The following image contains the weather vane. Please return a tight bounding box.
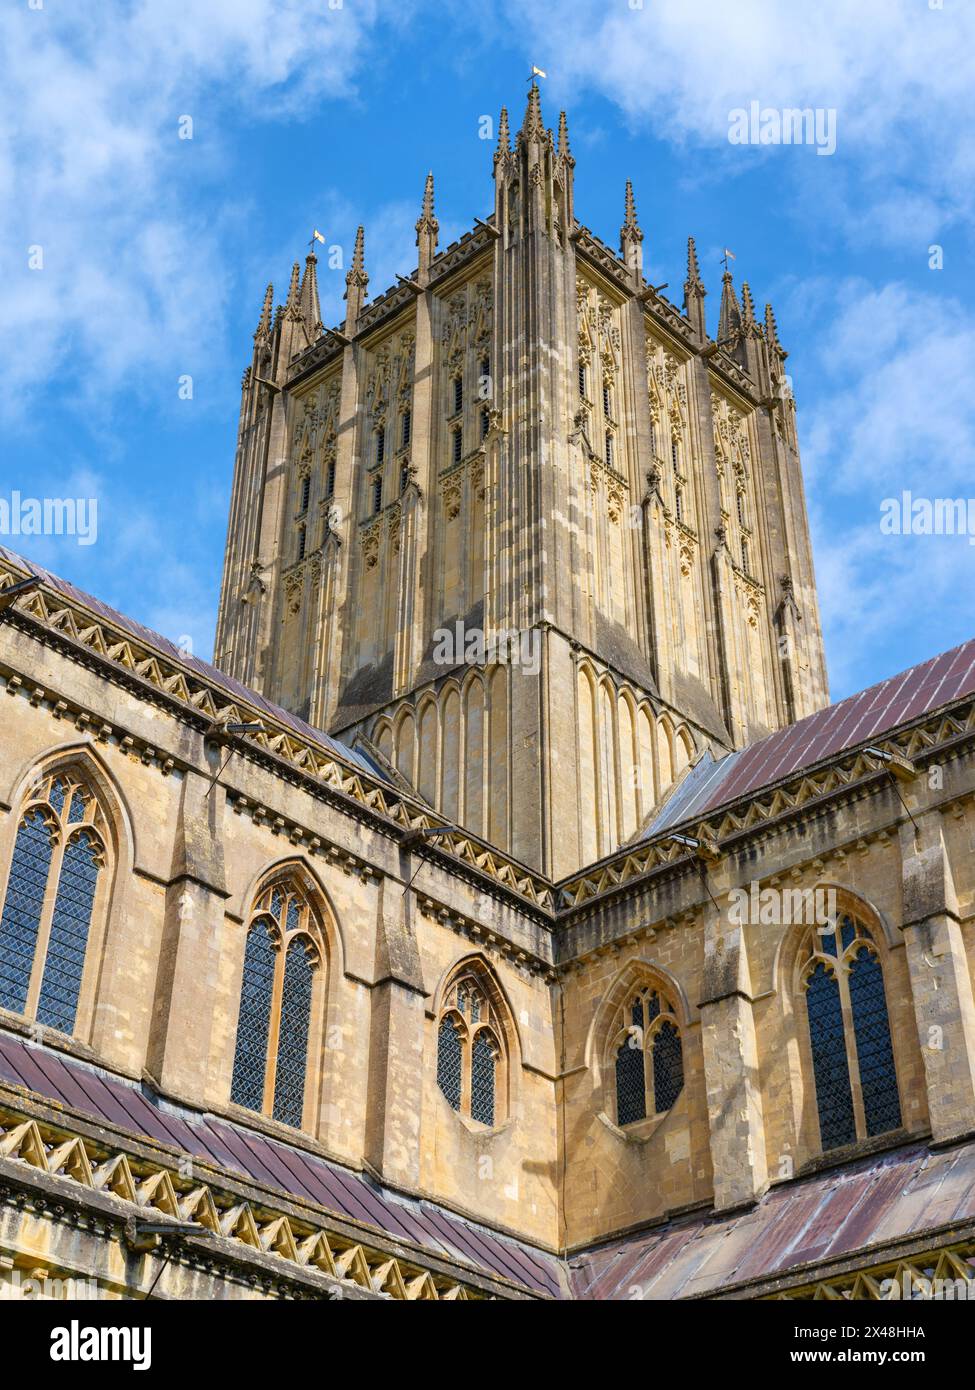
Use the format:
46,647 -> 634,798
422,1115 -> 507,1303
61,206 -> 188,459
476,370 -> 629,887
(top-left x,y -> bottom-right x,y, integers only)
308,229 -> 325,256
721,247 -> 736,271
527,65 -> 547,87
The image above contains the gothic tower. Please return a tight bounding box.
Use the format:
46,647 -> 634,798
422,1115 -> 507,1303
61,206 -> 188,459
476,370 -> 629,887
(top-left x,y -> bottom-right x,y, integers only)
215,89 -> 828,877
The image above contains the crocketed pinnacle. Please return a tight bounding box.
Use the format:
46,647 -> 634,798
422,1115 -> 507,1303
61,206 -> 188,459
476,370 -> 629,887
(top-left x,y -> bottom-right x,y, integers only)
740,281 -> 762,338
347,225 -> 368,289
685,236 -> 704,292
718,270 -> 742,344
283,261 -> 302,322
557,110 -> 573,164
299,254 -> 323,337
520,82 -> 546,143
621,179 -> 643,243
253,282 -> 273,341
416,170 -> 439,241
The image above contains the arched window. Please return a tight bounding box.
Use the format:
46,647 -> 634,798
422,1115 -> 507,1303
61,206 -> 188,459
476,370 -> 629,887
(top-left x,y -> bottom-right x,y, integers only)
0,771 -> 106,1036
230,878 -> 324,1129
612,985 -> 684,1126
436,972 -> 506,1127
800,914 -> 902,1152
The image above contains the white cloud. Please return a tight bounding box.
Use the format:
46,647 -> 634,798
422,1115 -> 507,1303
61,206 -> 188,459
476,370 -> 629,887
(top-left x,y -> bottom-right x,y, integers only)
502,0 -> 975,241
796,280 -> 975,694
0,0 -> 380,416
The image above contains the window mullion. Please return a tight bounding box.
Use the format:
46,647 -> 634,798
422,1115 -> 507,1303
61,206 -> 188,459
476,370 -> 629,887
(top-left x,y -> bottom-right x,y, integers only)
461,1028 -> 473,1117
839,965 -> 867,1139
264,941 -> 286,1115
643,1013 -> 654,1114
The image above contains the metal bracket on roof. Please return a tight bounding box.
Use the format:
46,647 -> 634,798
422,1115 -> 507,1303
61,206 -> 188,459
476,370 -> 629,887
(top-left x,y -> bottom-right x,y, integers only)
0,575 -> 42,614
864,746 -> 917,783
664,831 -> 722,864
203,718 -> 265,798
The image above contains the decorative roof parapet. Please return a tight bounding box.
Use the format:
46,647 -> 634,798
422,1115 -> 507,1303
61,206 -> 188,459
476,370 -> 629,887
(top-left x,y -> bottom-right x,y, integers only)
0,1093 -> 538,1300
0,557 -> 556,915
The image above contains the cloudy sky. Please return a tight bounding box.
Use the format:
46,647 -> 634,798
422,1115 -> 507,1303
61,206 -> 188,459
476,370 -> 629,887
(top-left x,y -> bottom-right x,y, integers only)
2,0 -> 972,699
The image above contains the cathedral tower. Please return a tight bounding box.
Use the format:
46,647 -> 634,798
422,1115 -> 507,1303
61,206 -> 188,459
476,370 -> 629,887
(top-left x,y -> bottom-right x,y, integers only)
215,89 -> 828,877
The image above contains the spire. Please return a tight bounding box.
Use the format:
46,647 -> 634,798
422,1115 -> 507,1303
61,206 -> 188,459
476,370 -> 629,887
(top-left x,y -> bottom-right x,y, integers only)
740,281 -> 761,338
519,82 -> 546,144
284,261 -> 302,321
557,110 -> 573,164
685,237 -> 704,293
418,170 -> 437,233
682,237 -> 706,341
344,225 -> 368,335
299,254 -> 323,339
495,105 -> 511,163
623,180 -> 639,232
717,270 -> 742,346
619,179 -> 644,284
349,224 -> 366,282
764,301 -> 783,354
253,282 -> 273,343
415,170 -> 439,281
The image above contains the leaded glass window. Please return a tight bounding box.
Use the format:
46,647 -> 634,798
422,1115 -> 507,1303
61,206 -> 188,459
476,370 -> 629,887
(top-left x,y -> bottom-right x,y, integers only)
0,771 -> 105,1036
272,939 -> 314,1127
229,878 -> 323,1130
470,1033 -> 496,1125
37,832 -> 100,1034
652,1021 -> 684,1114
0,811 -> 53,1015
612,985 -> 684,1126
230,919 -> 276,1113
848,948 -> 902,1137
436,972 -> 506,1126
615,1037 -> 646,1125
437,1017 -> 462,1110
801,914 -> 901,1153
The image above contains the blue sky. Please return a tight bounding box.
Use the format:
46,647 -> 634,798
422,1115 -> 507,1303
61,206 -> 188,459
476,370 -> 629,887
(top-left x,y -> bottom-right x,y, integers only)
2,0 -> 973,701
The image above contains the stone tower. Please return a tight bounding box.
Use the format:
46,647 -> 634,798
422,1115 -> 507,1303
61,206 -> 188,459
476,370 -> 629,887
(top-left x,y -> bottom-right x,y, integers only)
215,89 -> 828,878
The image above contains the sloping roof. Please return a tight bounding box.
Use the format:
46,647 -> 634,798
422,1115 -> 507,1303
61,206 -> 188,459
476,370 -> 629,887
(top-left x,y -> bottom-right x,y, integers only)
569,1137 -> 975,1299
641,637 -> 975,841
0,1033 -> 562,1298
0,546 -> 387,786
